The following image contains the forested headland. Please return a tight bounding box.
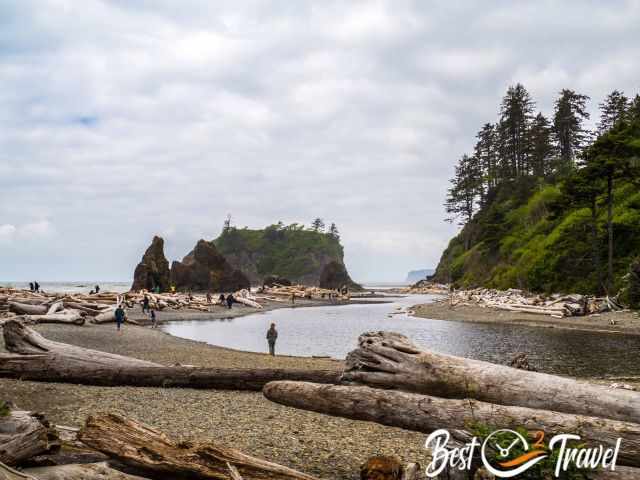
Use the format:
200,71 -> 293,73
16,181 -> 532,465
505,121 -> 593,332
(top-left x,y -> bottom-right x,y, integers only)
433,85 -> 640,305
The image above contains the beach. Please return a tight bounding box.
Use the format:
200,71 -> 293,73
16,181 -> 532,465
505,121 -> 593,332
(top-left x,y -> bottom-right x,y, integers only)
0,304 -> 425,479
411,297 -> 640,335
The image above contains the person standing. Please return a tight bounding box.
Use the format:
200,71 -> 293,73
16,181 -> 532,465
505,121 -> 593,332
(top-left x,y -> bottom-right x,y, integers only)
29,282 -> 34,292
142,295 -> 150,314
115,304 -> 126,333
266,323 -> 278,356
95,285 -> 100,294
206,292 -> 212,304
34,282 -> 40,293
150,309 -> 157,328
226,293 -> 234,309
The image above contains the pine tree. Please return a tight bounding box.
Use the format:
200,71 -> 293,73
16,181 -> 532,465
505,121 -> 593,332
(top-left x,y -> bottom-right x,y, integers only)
528,112 -> 555,178
445,154 -> 480,226
497,84 -> 535,179
552,89 -> 591,168
597,90 -> 630,134
311,218 -> 325,232
223,214 -> 232,233
328,223 -> 340,239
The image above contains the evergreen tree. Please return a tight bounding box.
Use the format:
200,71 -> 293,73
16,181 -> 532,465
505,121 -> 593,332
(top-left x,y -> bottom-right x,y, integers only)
552,89 -> 591,168
497,84 -> 535,179
473,123 -> 498,199
223,214 -> 233,233
328,223 -> 340,239
311,218 -> 325,232
445,154 -> 480,226
629,94 -> 640,122
597,90 -> 630,134
528,112 -> 555,178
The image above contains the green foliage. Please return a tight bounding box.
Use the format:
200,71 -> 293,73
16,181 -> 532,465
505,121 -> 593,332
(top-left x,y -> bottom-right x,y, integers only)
469,423 -> 591,480
0,401 -> 10,417
215,223 -> 345,280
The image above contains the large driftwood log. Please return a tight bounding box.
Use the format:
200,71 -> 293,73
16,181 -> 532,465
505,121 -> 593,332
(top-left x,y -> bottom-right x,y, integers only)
8,303 -> 47,316
0,408 -> 59,466
78,413 -> 319,480
343,331 -> 640,423
0,321 -> 340,390
19,313 -> 85,326
263,381 -> 640,467
24,462 -> 151,480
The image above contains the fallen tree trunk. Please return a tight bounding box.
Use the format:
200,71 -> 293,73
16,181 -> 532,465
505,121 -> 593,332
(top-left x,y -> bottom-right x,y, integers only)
263,382 -> 640,468
8,303 -> 47,315
78,413 -> 319,480
19,313 -> 85,326
24,462 -> 151,480
343,331 -> 640,423
0,408 -> 59,466
0,321 -> 340,390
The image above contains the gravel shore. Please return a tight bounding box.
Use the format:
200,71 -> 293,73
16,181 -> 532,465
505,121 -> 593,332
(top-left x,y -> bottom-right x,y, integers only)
411,297 -> 640,335
0,319 -> 426,479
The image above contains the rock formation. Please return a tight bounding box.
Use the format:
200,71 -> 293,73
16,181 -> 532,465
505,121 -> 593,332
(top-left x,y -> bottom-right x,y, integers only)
262,275 -> 292,287
170,240 -> 250,292
131,236 -> 171,292
319,261 -> 361,290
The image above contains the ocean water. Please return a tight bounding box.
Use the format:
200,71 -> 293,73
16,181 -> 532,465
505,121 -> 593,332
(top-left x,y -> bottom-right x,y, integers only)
0,281 -> 131,294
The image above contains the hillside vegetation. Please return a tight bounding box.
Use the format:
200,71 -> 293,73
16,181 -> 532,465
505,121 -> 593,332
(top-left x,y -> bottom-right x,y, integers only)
433,85 -> 640,302
214,222 -> 359,288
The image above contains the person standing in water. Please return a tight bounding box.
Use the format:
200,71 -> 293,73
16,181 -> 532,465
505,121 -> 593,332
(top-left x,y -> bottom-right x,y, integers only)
115,304 -> 126,333
266,323 -> 278,356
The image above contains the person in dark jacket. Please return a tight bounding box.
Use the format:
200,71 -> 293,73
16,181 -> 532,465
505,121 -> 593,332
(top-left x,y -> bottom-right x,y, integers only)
150,309 -> 157,328
226,294 -> 234,309
29,282 -> 34,292
34,282 -> 40,293
266,323 -> 278,355
115,305 -> 126,332
142,295 -> 150,314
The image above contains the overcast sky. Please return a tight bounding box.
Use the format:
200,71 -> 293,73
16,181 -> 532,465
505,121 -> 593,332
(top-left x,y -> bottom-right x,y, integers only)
1,1 -> 639,283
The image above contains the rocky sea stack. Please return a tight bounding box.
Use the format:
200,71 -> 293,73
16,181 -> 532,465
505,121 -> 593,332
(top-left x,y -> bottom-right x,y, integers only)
131,236 -> 171,292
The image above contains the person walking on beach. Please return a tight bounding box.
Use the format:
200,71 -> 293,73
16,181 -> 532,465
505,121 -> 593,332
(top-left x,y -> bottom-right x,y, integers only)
150,309 -> 157,328
218,293 -> 225,305
226,293 -> 234,309
266,323 -> 278,356
95,285 -> 100,294
115,305 -> 126,333
206,292 -> 212,304
29,282 -> 34,292
142,295 -> 150,314
34,282 -> 40,293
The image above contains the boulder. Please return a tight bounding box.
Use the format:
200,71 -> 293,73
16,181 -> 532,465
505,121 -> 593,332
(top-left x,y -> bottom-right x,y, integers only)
131,236 -> 171,292
170,240 -> 250,292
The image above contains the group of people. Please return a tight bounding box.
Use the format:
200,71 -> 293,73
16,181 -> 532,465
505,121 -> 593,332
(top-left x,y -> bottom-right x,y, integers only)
28,281 -> 40,293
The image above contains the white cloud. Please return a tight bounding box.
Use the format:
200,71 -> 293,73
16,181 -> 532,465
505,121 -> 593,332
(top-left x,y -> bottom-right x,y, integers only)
1,1 -> 639,281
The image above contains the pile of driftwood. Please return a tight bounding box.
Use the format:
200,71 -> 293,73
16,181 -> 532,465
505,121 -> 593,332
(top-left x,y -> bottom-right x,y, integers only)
395,280 -> 449,295
258,284 -> 348,301
450,287 -> 624,317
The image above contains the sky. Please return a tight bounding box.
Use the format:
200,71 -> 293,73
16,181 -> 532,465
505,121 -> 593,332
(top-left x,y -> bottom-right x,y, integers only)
1,1 -> 639,283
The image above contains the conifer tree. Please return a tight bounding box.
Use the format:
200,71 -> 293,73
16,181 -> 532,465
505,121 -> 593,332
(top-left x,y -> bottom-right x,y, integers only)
629,94 -> 640,122
528,112 -> 555,178
597,90 -> 630,134
473,123 -> 498,197
311,218 -> 325,232
497,84 -> 535,179
328,223 -> 340,239
445,154 -> 480,225
552,89 -> 590,168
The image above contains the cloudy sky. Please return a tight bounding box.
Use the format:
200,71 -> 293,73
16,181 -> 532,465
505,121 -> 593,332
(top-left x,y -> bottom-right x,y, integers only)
1,1 -> 639,283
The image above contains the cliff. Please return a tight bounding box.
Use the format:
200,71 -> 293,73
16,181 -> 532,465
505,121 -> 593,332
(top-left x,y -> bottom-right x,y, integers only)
131,236 -> 171,292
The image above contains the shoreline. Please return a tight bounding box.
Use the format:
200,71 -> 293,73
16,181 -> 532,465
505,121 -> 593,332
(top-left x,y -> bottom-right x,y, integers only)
410,297 -> 640,335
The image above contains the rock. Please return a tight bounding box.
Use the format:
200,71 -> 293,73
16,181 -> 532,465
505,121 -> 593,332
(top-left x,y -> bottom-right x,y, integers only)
360,456 -> 402,480
131,236 -> 171,292
170,240 -> 250,292
262,275 -> 292,287
319,261 -> 361,291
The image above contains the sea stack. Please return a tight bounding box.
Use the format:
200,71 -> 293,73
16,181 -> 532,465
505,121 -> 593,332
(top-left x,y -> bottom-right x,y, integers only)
131,236 -> 171,292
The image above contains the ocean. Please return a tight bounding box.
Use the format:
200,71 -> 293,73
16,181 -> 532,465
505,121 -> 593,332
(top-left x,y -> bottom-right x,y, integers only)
0,281 -> 131,294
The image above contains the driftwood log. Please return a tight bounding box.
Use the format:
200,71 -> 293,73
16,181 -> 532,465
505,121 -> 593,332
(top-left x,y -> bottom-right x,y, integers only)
78,413 -> 319,480
263,381 -> 640,467
23,462 -> 151,480
18,313 -> 85,326
343,331 -> 640,423
0,408 -> 59,466
0,321 -> 340,390
8,303 -> 47,316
